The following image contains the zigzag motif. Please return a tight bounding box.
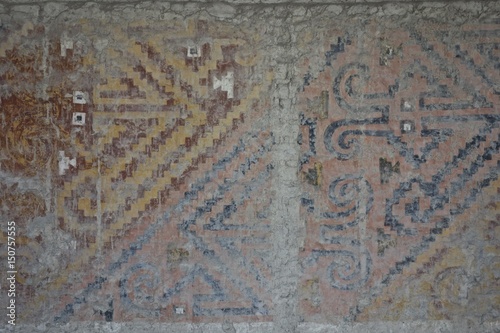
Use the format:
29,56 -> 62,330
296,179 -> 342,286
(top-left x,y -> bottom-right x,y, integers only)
40,31 -> 267,323
298,23 -> 500,321
55,133 -> 274,323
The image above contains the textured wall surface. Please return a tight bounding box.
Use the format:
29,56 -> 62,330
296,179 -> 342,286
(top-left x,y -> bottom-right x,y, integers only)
0,1 -> 499,332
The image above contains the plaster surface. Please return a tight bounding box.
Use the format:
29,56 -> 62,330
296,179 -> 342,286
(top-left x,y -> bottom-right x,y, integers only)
0,1 -> 499,332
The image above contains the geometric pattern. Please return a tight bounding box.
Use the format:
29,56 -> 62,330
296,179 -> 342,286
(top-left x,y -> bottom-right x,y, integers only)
1,14 -> 499,327
1,19 -> 274,323
359,176 -> 500,322
53,20 -> 273,322
298,22 -> 500,321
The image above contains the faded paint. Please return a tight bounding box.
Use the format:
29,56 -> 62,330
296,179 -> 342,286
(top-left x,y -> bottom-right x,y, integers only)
0,1 -> 499,333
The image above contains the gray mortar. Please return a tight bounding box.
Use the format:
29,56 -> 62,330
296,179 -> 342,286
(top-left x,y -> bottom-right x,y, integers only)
269,23 -> 302,333
1,1 -> 500,332
2,321 -> 500,332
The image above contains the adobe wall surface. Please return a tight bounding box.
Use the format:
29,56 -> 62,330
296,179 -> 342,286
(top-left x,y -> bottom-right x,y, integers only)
0,1 -> 499,332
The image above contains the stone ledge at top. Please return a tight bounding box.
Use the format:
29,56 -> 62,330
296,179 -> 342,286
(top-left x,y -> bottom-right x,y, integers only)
0,0 -> 493,4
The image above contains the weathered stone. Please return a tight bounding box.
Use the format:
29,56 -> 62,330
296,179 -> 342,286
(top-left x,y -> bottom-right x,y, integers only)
0,1 -> 499,332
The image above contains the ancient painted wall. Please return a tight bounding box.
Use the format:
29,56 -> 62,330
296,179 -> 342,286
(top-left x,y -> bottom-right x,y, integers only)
0,1 -> 499,332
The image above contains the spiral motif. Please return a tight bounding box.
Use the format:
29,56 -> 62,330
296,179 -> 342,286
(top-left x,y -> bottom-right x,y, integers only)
120,263 -> 162,315
324,63 -> 391,160
327,249 -> 371,291
329,176 -> 360,208
322,175 -> 373,230
434,267 -> 469,306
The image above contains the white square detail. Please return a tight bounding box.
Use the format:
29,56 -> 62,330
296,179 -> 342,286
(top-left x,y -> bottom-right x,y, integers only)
187,46 -> 201,58
72,112 -> 86,126
73,91 -> 88,104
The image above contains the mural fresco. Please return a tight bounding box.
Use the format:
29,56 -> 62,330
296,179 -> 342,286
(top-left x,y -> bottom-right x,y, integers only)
0,14 -> 498,326
298,22 -> 500,321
